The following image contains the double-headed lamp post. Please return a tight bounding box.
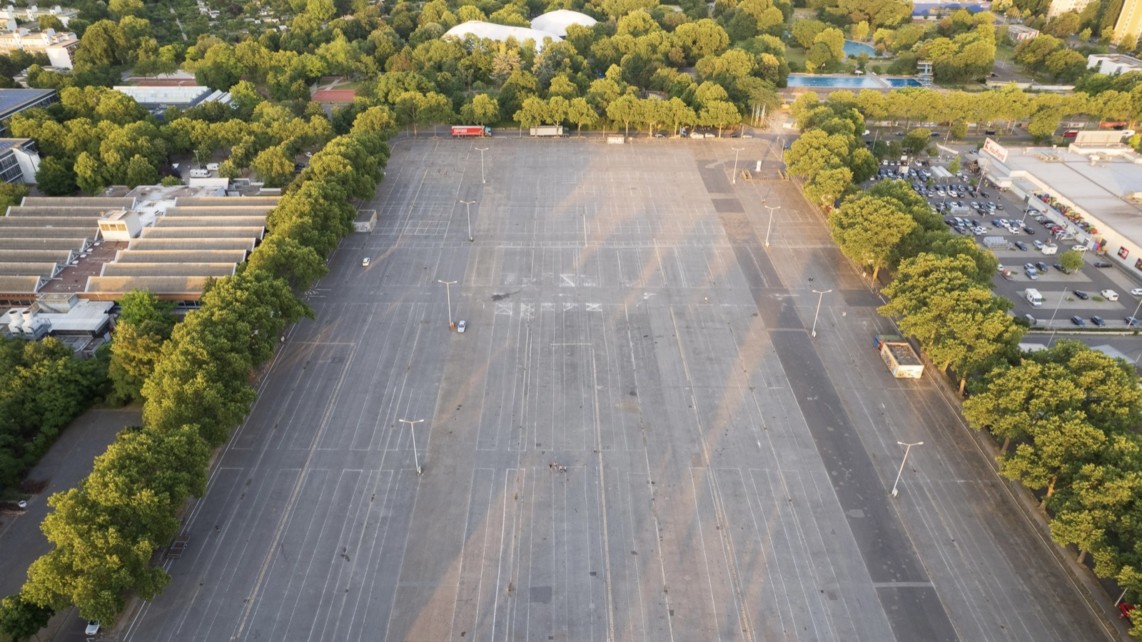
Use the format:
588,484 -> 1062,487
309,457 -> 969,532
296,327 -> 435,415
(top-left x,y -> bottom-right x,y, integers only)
811,289 -> 832,338
459,200 -> 475,242
764,204 -> 780,248
475,146 -> 488,184
891,441 -> 924,498
731,147 -> 744,184
437,279 -> 456,329
398,418 -> 424,474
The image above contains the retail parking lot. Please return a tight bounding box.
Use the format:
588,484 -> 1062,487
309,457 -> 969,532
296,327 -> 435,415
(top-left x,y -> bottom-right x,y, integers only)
871,160 -> 1142,338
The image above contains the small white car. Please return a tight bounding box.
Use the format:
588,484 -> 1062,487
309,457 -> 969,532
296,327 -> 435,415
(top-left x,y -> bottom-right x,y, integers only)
1131,288 -> 1142,297
361,257 -> 370,267
456,320 -> 467,333
85,620 -> 101,636
1101,289 -> 1119,301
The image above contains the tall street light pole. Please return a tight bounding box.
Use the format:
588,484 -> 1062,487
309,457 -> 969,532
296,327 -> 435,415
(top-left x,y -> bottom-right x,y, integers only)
437,279 -> 456,329
764,204 -> 780,248
731,147 -> 744,184
398,418 -> 424,474
811,289 -> 832,338
475,146 -> 488,184
460,200 -> 475,242
891,441 -> 924,498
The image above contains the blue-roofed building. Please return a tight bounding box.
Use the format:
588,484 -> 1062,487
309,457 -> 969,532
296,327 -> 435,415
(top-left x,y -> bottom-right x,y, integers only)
0,88 -> 56,134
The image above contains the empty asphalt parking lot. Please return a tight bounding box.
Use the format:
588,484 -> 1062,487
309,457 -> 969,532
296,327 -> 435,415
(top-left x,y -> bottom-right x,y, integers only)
125,137 -> 1110,641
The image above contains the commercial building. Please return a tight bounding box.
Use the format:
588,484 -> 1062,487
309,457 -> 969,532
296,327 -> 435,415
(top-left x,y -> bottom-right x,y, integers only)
1112,0 -> 1142,45
1087,52 -> 1142,75
977,133 -> 1142,274
0,28 -> 77,68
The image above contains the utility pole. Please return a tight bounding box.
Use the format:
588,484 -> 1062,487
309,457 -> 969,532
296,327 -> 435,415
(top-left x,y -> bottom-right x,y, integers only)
731,147 -> 744,184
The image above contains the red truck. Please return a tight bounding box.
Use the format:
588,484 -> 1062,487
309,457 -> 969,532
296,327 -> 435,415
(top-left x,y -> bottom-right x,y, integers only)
451,125 -> 491,138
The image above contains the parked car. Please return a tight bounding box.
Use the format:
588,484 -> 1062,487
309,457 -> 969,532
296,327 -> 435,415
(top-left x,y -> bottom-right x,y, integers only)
457,319 -> 467,333
1073,290 -> 1090,300
361,257 -> 370,267
1013,241 -> 1028,251
1091,316 -> 1106,327
1025,267 -> 1039,279
1053,262 -> 1070,274
1071,316 -> 1086,326
1126,316 -> 1141,327
1131,288 -> 1142,297
85,621 -> 101,636
1036,261 -> 1049,273
1094,261 -> 1113,268
1032,240 -> 1045,249
1101,289 -> 1120,301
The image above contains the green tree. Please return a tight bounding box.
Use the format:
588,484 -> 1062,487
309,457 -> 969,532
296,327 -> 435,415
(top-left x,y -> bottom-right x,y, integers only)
606,94 -> 641,135
463,94 -> 499,125
1059,249 -> 1085,273
74,151 -> 105,195
567,97 -> 598,135
699,100 -> 741,136
0,182 -> 27,213
251,145 -> 295,187
0,592 -> 54,640
829,193 -> 917,280
34,157 -> 75,196
108,291 -> 175,405
124,154 -> 158,188
948,155 -> 962,174
902,128 -> 932,154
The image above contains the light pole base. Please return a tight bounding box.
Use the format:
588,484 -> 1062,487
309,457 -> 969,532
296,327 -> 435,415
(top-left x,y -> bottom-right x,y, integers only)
891,488 -> 899,498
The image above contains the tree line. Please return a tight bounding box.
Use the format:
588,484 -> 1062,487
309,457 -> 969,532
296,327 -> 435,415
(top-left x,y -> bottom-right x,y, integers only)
0,107 -> 393,637
791,92 -> 1142,638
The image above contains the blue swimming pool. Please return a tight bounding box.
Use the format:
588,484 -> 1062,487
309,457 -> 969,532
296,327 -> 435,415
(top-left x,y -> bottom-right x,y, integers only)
843,40 -> 879,57
885,77 -> 923,87
787,75 -> 885,89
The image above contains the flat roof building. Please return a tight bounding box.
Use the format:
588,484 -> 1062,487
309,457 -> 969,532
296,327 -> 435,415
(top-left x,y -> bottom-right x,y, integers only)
979,139 -> 1142,273
1087,53 -> 1142,75
112,85 -> 232,110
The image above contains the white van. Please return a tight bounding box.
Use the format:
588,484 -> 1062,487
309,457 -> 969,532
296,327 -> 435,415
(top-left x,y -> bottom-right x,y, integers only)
189,168 -> 210,178
1026,288 -> 1044,307
1040,244 -> 1058,255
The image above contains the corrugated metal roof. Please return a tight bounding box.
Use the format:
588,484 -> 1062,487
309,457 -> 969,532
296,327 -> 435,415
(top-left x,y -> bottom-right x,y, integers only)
156,216 -> 266,227
100,262 -> 237,277
0,274 -> 44,294
126,238 -> 255,251
85,275 -> 210,297
21,196 -> 136,208
0,228 -> 94,240
175,197 -> 280,207
163,207 -> 273,217
0,237 -> 87,250
141,227 -> 265,239
0,249 -> 74,264
0,262 -> 57,277
0,216 -> 101,228
113,249 -> 247,263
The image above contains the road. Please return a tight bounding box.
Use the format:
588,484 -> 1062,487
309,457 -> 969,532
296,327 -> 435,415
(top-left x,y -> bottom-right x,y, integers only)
123,137 -> 1112,641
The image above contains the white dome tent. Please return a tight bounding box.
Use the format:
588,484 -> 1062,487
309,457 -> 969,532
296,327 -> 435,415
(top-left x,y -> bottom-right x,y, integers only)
443,21 -> 563,50
530,10 -> 597,37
